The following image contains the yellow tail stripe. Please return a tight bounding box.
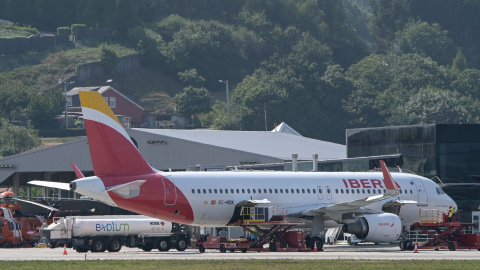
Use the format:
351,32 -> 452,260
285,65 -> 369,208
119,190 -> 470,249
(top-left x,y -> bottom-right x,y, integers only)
79,91 -> 121,125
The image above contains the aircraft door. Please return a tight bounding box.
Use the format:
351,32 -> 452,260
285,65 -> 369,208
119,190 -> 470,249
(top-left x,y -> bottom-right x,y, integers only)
326,186 -> 332,200
412,179 -> 428,206
161,177 -> 177,206
317,186 -> 324,200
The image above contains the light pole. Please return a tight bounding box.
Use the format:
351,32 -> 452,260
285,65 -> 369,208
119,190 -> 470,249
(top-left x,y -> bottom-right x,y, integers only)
218,79 -> 229,112
59,79 -> 75,129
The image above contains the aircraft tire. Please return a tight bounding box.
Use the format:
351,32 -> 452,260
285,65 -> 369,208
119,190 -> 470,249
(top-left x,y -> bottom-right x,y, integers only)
403,240 -> 414,251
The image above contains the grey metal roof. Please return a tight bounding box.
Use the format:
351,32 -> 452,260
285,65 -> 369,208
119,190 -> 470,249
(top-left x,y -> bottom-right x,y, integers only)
134,128 -> 346,161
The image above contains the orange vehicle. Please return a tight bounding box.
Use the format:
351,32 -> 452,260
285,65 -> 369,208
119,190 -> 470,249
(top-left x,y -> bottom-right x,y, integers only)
0,191 -> 58,247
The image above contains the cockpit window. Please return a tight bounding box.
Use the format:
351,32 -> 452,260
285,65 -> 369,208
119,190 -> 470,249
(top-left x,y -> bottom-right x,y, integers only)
436,187 -> 445,195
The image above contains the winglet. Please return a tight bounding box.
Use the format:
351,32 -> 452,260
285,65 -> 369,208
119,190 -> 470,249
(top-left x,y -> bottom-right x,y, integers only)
380,160 -> 399,196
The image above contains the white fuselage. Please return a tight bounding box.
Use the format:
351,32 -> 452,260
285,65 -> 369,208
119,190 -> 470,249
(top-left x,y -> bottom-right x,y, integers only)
163,170 -> 455,227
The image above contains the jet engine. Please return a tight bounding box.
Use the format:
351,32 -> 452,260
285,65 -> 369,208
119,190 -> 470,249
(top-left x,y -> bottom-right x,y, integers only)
342,213 -> 402,243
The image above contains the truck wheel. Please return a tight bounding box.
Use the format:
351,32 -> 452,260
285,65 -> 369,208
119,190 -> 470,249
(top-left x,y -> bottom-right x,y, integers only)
142,243 -> 153,252
219,244 -> 226,253
158,239 -> 171,252
90,238 -> 106,253
199,244 -> 205,253
175,238 -> 188,251
107,238 -> 122,252
75,245 -> 89,253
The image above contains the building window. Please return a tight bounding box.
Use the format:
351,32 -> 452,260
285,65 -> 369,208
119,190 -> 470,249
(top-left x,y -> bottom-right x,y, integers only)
109,97 -> 116,108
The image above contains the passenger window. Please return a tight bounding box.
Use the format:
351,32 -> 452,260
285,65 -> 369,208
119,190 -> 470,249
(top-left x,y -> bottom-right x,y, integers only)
399,189 -> 402,194
264,189 -> 267,193
219,189 -> 223,194
192,189 -> 195,194
296,189 -> 300,193
203,189 -> 206,194
269,189 -> 273,193
253,189 -> 256,193
214,189 -> 217,194
312,189 -> 316,194
367,189 -> 370,194
372,189 -> 376,194
275,189 -> 278,194
362,189 -> 365,194
247,189 -> 250,193
291,189 -> 294,193
410,189 -> 413,194
307,189 -> 310,194
346,189 -> 349,194
258,189 -> 261,193
302,189 -> 305,193
280,189 -> 283,193
209,189 -> 212,194
242,189 -> 245,193
335,189 -> 339,194
225,189 -> 228,194
231,189 -> 234,193
285,189 -> 289,193
236,189 -> 239,193
197,189 -> 201,194
341,189 -> 344,194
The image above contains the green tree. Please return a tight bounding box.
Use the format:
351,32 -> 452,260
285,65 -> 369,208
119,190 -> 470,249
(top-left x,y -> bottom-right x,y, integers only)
100,45 -> 118,75
0,120 -> 41,157
395,86 -> 472,125
344,53 -> 448,127
393,19 -> 455,66
173,86 -> 211,118
25,88 -> 64,128
451,48 -> 467,74
0,82 -> 31,122
178,69 -> 206,88
451,69 -> 480,99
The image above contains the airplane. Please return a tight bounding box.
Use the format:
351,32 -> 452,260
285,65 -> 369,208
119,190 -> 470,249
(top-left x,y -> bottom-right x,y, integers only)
30,91 -> 457,251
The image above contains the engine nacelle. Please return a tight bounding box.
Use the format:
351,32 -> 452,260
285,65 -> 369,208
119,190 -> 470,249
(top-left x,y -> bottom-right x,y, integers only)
342,213 -> 402,243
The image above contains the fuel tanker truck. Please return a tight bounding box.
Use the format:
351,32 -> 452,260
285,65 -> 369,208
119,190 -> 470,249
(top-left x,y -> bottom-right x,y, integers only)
40,215 -> 190,253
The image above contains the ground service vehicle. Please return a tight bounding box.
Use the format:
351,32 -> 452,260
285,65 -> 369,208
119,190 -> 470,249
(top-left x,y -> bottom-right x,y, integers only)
0,191 -> 57,247
40,215 -> 190,253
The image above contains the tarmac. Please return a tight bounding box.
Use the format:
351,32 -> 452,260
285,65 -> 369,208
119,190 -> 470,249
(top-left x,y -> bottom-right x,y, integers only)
2,242 -> 480,261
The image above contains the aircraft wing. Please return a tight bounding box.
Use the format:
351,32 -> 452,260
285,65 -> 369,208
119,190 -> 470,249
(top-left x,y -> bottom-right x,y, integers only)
289,160 -> 401,218
28,180 -> 71,190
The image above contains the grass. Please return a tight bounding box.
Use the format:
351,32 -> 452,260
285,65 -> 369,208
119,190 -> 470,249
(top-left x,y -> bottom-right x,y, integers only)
2,260 -> 479,270
0,25 -> 38,38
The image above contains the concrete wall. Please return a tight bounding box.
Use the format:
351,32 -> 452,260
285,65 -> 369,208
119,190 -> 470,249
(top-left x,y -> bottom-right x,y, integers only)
76,54 -> 141,82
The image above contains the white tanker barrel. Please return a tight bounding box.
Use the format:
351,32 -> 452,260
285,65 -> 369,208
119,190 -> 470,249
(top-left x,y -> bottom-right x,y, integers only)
71,216 -> 173,237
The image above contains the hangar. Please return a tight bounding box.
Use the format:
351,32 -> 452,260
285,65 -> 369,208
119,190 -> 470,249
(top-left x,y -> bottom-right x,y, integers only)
0,124 -> 346,208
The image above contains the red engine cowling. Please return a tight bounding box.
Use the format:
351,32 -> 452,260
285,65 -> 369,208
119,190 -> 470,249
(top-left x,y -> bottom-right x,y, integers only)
342,213 -> 402,243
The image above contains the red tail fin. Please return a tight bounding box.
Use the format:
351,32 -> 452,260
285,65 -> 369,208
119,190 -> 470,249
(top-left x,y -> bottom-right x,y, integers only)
79,91 -> 154,176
